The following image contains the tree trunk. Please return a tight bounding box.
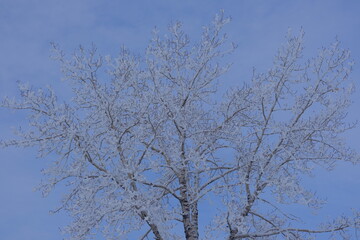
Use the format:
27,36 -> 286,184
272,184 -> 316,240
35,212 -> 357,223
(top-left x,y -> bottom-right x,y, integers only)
179,172 -> 199,240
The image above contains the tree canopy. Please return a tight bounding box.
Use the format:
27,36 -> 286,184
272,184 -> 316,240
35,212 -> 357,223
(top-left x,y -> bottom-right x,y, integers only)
1,12 -> 359,240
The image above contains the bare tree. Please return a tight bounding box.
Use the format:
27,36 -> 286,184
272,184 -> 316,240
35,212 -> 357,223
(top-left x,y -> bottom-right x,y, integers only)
1,12 -> 359,240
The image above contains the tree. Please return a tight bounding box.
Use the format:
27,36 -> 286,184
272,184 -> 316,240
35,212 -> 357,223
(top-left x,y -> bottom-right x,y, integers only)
1,12 -> 359,240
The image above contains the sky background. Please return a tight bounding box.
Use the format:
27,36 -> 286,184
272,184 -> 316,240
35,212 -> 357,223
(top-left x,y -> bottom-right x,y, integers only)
1,0 -> 360,239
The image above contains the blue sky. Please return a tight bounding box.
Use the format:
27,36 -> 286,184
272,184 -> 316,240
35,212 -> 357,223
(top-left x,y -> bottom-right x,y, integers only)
1,0 -> 360,239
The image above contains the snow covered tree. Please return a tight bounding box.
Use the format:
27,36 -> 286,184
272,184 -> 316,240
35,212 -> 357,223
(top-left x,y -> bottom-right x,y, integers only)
1,12 -> 359,240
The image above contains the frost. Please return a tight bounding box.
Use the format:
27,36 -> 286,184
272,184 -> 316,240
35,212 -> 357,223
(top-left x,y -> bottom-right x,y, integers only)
1,11 -> 359,240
